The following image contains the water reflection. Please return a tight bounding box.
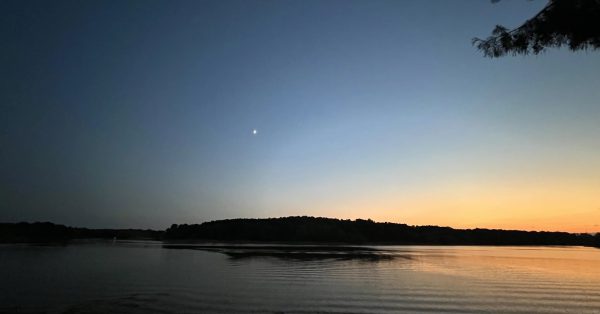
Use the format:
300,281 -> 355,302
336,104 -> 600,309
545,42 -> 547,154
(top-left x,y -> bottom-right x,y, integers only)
162,244 -> 402,261
1,243 -> 599,313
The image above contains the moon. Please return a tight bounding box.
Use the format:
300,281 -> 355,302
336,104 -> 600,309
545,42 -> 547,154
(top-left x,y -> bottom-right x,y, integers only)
252,129 -> 258,135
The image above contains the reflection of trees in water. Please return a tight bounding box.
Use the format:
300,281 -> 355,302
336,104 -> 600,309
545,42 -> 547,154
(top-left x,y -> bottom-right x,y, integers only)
163,244 -> 404,262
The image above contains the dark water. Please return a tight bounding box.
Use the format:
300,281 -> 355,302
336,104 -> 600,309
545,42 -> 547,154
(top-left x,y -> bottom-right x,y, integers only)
1,242 -> 599,313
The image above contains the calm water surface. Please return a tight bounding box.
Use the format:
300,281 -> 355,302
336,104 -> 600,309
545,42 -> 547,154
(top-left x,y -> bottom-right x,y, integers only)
1,242 -> 599,313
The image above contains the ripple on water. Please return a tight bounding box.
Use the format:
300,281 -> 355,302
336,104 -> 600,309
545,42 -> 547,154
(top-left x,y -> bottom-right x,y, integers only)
1,244 -> 600,314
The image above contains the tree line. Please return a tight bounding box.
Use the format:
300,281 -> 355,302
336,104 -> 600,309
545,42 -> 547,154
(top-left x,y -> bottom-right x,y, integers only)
2,218 -> 599,247
0,222 -> 162,243
165,216 -> 600,247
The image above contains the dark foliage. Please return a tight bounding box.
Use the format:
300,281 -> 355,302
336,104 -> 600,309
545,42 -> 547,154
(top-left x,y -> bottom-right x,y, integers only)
474,0 -> 600,57
165,216 -> 599,247
0,222 -> 163,243
3,219 -> 598,247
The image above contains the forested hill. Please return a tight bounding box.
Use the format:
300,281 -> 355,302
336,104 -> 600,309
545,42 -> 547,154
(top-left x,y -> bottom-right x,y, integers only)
2,218 -> 599,247
165,216 -> 600,247
0,222 -> 163,243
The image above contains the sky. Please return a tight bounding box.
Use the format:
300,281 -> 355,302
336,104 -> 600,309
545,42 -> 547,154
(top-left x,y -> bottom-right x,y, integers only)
1,0 -> 599,232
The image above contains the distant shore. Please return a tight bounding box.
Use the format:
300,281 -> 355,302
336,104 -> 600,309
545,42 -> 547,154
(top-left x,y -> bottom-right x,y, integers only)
2,217 -> 599,248
0,222 -> 162,243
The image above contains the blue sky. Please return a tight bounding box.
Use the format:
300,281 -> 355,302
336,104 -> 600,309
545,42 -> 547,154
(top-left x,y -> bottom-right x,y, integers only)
2,0 -> 599,230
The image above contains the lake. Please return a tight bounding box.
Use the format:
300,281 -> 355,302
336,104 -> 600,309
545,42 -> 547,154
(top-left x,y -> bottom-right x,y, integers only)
1,242 -> 599,313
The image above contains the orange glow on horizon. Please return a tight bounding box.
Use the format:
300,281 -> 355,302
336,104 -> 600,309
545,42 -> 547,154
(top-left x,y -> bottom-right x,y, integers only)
272,179 -> 600,234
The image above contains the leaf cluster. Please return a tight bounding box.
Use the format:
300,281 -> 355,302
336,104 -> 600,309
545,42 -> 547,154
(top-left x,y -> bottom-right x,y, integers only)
474,0 -> 600,57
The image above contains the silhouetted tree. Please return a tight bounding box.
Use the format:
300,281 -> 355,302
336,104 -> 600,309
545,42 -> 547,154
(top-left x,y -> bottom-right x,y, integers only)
0,222 -> 163,243
474,0 -> 600,57
3,220 -> 597,247
163,216 -> 598,247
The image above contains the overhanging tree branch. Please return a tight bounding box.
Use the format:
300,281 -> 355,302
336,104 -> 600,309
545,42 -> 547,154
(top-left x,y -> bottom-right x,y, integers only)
473,0 -> 600,57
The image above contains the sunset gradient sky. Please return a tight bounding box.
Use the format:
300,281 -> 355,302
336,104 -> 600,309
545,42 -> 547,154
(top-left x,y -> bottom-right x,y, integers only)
2,0 -> 599,232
